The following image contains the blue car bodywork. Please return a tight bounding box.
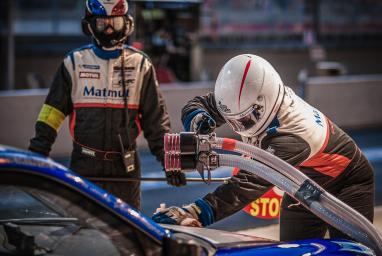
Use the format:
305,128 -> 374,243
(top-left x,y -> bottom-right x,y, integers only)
0,146 -> 375,256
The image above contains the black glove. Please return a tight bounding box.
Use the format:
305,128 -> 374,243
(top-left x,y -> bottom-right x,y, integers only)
165,170 -> 187,187
190,112 -> 216,134
28,145 -> 49,157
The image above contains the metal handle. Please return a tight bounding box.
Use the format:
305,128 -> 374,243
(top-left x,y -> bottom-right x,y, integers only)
86,176 -> 229,184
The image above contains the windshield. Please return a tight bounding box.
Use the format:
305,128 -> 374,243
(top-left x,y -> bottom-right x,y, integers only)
0,172 -> 162,255
0,186 -> 63,220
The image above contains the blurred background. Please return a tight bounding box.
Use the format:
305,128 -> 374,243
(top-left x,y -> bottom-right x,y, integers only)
1,0 -> 382,234
2,0 -> 382,89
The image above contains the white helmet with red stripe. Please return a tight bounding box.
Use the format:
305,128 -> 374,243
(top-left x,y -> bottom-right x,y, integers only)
214,54 -> 285,137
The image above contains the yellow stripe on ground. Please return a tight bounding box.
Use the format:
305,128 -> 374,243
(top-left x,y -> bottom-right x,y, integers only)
37,104 -> 65,131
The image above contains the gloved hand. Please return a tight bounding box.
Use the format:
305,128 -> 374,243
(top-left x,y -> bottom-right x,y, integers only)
190,112 -> 216,134
165,170 -> 187,187
152,199 -> 215,227
28,145 -> 49,157
152,203 -> 202,227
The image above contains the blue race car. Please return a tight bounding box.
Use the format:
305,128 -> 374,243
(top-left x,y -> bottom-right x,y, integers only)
0,145 -> 375,255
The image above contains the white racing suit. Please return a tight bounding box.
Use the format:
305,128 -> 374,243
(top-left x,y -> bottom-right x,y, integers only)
182,87 -> 374,241
29,44 -> 171,209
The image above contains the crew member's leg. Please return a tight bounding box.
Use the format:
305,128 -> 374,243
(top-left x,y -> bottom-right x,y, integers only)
280,194 -> 327,241
99,159 -> 142,210
328,158 -> 374,238
99,177 -> 141,210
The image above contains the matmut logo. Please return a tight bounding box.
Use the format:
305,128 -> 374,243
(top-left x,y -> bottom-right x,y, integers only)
83,86 -> 128,98
79,72 -> 100,79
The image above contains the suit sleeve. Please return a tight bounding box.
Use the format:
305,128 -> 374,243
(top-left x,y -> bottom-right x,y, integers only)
203,133 -> 311,222
181,92 -> 226,131
139,62 -> 171,166
29,62 -> 73,156
203,169 -> 273,222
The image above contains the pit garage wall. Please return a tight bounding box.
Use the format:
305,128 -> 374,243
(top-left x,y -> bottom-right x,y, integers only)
304,74 -> 382,129
0,76 -> 382,157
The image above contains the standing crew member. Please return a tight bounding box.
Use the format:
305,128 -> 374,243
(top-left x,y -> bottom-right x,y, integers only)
153,54 -> 374,241
29,0 -> 186,210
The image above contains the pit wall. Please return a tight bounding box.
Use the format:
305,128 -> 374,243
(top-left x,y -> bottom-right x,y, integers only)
1,76 -> 381,157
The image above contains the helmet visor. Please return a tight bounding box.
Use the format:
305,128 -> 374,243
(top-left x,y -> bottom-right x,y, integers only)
226,104 -> 264,133
95,16 -> 125,32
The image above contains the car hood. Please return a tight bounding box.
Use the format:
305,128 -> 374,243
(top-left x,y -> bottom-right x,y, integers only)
162,224 -> 375,255
161,224 -> 275,247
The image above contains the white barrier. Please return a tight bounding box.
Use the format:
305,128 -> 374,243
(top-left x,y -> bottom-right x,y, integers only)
1,75 -> 381,157
304,74 -> 382,129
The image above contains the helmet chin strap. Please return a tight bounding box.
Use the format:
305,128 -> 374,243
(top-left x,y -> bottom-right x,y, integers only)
87,23 -> 128,50
108,36 -> 128,49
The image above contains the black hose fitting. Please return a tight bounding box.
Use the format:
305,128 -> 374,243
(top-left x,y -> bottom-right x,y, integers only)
164,132 -> 198,171
164,132 -> 219,184
295,180 -> 323,206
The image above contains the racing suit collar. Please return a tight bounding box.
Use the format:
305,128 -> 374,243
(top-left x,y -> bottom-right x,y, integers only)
265,117 -> 280,135
92,44 -> 122,60
240,116 -> 280,146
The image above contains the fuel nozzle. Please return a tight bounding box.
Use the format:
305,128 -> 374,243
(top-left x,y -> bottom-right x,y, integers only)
164,132 -> 219,183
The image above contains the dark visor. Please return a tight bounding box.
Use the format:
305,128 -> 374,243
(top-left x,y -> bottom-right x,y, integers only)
226,105 -> 263,133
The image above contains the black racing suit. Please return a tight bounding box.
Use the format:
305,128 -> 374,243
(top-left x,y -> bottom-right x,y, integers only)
29,44 -> 171,210
182,87 -> 374,241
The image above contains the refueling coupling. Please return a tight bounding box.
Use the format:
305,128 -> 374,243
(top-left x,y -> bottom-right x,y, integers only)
164,132 -> 219,183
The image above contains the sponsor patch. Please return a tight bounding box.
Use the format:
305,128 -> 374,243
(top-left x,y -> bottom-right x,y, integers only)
79,72 -> 100,79
114,66 -> 135,71
83,86 -> 128,98
80,64 -> 100,70
81,147 -> 96,157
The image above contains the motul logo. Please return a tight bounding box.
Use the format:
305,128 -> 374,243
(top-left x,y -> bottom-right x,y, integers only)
79,72 -> 100,79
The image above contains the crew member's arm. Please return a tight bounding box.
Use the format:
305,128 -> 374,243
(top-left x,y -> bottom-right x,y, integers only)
153,133 -> 311,226
139,60 -> 171,164
139,61 -> 185,186
29,61 -> 73,156
181,92 -> 225,133
202,133 -> 311,223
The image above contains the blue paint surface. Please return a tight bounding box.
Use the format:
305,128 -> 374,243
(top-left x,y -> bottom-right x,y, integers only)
216,239 -> 374,255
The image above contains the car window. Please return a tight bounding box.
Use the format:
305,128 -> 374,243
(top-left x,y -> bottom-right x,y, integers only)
0,170 -> 161,256
0,185 -> 62,220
